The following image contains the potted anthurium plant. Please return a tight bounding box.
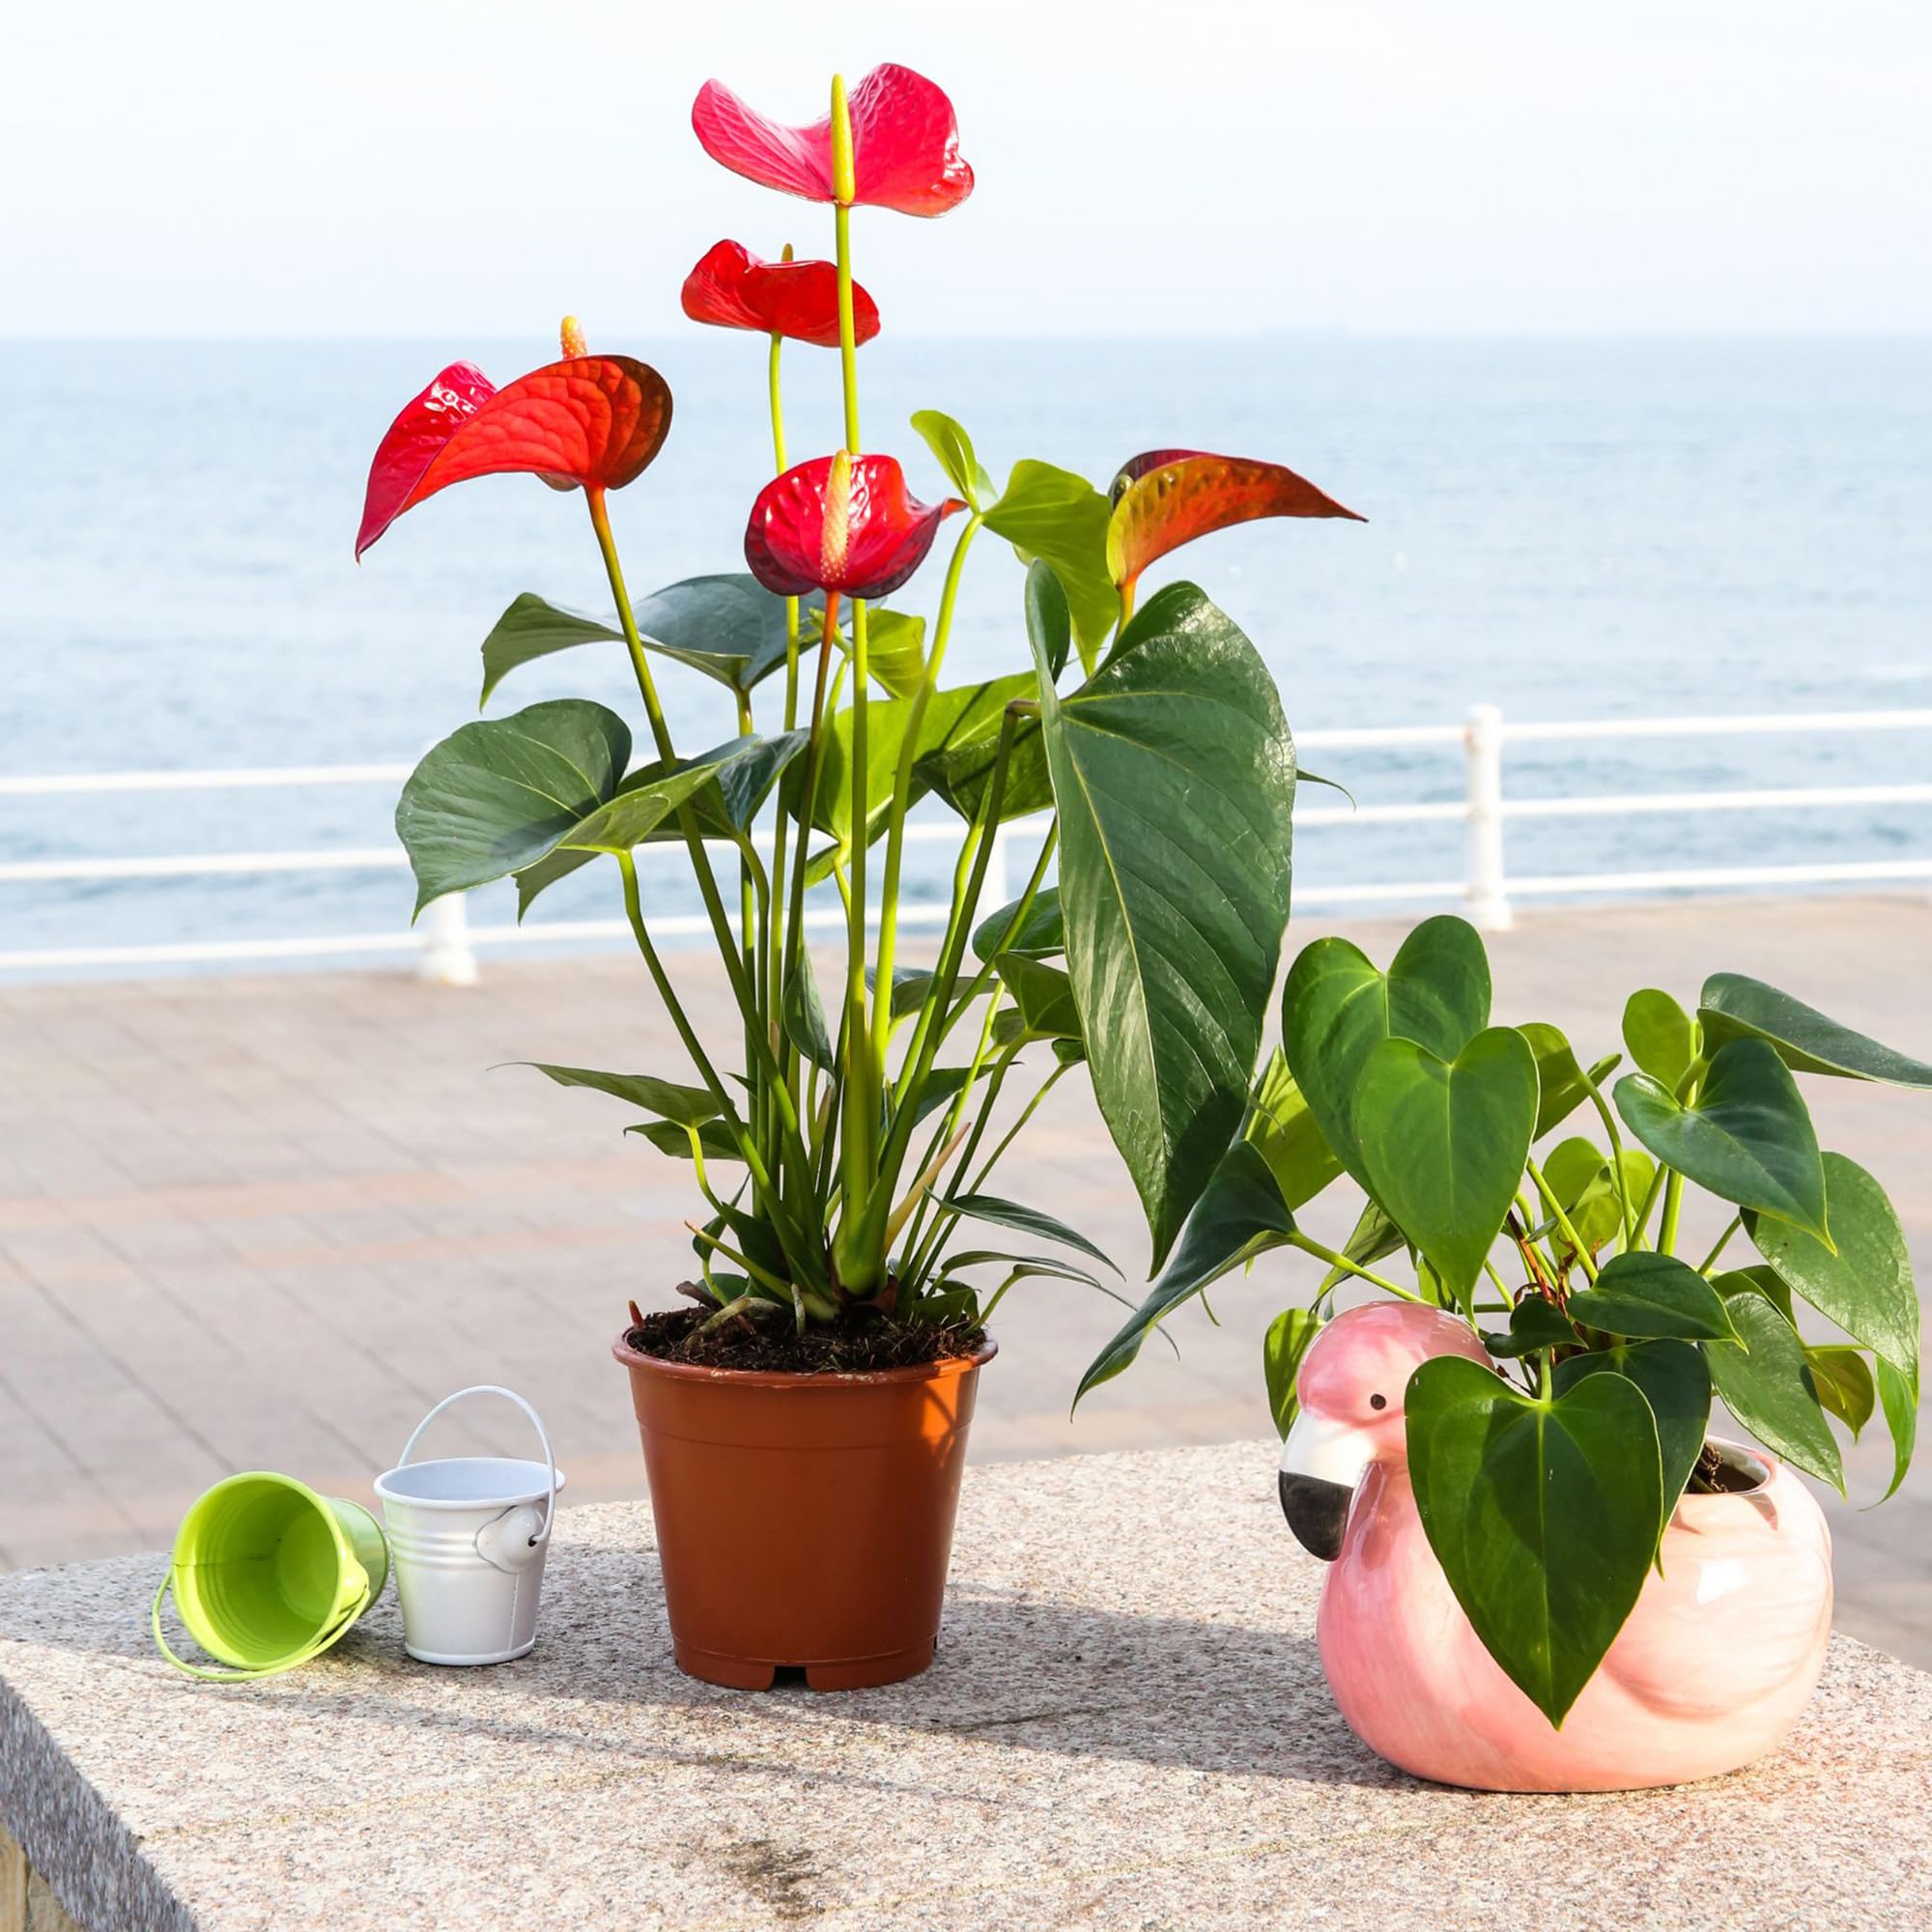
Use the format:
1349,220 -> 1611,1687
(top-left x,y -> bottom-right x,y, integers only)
1081,912 -> 1926,1789
355,63 -> 1362,1689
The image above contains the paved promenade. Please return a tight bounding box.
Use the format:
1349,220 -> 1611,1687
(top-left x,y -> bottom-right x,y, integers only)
2,894 -> 1927,1662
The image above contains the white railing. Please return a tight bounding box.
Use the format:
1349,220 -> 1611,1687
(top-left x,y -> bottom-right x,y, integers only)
4,705 -> 1929,982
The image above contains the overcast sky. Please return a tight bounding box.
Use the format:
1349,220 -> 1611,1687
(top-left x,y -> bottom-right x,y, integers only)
6,0 -> 1930,338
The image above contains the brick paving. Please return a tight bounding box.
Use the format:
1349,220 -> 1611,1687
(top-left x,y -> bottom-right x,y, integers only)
1,894 -> 1927,1662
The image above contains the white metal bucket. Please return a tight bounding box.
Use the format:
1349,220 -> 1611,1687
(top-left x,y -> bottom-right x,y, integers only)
373,1385 -> 564,1666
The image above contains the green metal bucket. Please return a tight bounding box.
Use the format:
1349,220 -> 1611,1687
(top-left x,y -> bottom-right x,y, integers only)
153,1472 -> 389,1681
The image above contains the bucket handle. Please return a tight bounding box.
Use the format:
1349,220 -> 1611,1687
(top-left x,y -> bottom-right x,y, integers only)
151,1571 -> 371,1683
397,1385 -> 558,1554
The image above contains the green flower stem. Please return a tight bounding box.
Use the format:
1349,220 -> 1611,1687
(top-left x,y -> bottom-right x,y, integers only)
899,988 -> 1009,1275
587,492 -> 808,1184
765,311 -> 801,1122
904,1038 -> 1025,1289
839,599 -> 878,1240
1286,1231 -> 1424,1303
1527,1157 -> 1601,1283
616,854 -> 817,1278
1576,1064 -> 1634,1243
1658,1067 -> 1703,1255
870,514 -> 983,1071
843,708 -> 1021,1279
1696,1212 -> 1743,1276
833,203 -> 861,453
1631,1163 -> 1669,1246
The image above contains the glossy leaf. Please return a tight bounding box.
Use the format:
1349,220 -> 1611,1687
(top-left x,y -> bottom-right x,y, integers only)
691,64 -> 974,215
357,356 -> 670,557
1521,1023 -> 1610,1140
981,461 -> 1119,664
783,954 -> 835,1072
1075,1142 -> 1295,1401
1105,449 -> 1364,592
396,700 -> 629,914
991,955 -> 1082,1045
1806,1346 -> 1876,1439
1282,915 -> 1492,1195
1541,1135 -> 1653,1260
1406,1355 -> 1662,1725
746,453 -> 960,600
1746,1151 -> 1918,1384
1567,1250 -> 1741,1343
914,702 -> 1052,826
932,1193 -> 1118,1273
941,1249 -> 1105,1292
477,595 -> 620,706
1623,988 -> 1699,1090
636,574 -> 825,694
863,611 -> 927,699
1023,558 -> 1073,683
1614,1037 -> 1830,1241
1037,582 -> 1295,1267
1707,1276 -> 1845,1491
1243,1048 -> 1345,1212
1483,1295 -> 1577,1358
1351,1028 -> 1539,1308
1318,1197 -> 1405,1294
627,1119 -> 745,1163
681,240 -> 879,348
972,886 -> 1064,963
554,736 -> 779,857
526,1063 -> 719,1126
1874,1356 -> 1918,1502
1698,972 -> 1932,1088
514,731 -> 806,915
910,409 -> 994,508
1264,1306 -> 1323,1437
1553,1339 -> 1712,1539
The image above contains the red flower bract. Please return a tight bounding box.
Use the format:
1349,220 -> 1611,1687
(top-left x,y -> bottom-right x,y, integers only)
1106,449 -> 1365,590
355,355 -> 672,558
692,64 -> 973,216
745,453 -> 961,600
682,241 -> 880,349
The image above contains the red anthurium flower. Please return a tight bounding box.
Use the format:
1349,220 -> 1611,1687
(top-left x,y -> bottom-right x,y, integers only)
692,64 -> 973,216
682,241 -> 880,349
746,451 -> 962,600
1106,449 -> 1365,591
356,353 -> 672,558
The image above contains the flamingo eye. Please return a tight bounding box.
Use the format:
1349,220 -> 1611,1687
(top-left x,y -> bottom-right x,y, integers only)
1369,1392 -> 1388,1411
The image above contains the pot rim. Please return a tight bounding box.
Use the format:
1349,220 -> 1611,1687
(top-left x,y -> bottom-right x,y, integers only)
612,1327 -> 997,1388
1674,1435 -> 1775,1515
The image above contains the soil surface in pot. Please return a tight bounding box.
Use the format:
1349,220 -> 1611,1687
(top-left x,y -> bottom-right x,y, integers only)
1690,1441 -> 1768,1494
626,1304 -> 987,1374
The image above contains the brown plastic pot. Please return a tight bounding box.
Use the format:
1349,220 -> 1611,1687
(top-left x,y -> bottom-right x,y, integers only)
613,1328 -> 996,1690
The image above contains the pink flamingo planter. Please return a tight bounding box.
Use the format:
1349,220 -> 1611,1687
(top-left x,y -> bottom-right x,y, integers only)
1278,1303 -> 1833,1792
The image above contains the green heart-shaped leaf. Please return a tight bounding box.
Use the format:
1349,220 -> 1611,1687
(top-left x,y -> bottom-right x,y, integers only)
1874,1357 -> 1918,1502
1614,1037 -> 1830,1241
1622,988 -> 1698,1090
1038,583 -> 1295,1268
1806,1346 -> 1875,1439
1746,1151 -> 1918,1386
1706,1276 -> 1845,1492
1407,1355 -> 1662,1725
1351,1027 -> 1538,1306
1482,1296 -> 1577,1358
782,954 -> 834,1072
991,955 -> 1083,1049
1567,1250 -> 1741,1343
1023,557 -> 1072,683
1075,1142 -> 1295,1402
1553,1339 -> 1711,1542
910,408 -> 995,510
396,699 -> 630,913
1699,973 -> 1932,1088
1283,916 -> 1492,1194
477,595 -> 623,706
1520,1024 -> 1611,1140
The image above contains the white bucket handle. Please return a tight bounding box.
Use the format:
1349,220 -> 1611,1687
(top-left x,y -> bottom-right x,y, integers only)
397,1385 -> 558,1552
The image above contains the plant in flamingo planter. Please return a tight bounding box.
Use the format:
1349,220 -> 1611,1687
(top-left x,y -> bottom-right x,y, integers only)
1082,913 -> 1926,1787
356,64 -> 1363,1688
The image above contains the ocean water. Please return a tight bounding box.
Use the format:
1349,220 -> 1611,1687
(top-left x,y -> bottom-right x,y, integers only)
3,334 -> 1930,969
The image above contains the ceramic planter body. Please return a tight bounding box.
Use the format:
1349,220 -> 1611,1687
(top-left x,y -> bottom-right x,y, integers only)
1281,1303 -> 1833,1792
1316,1438 -> 1832,1791
613,1331 -> 994,1690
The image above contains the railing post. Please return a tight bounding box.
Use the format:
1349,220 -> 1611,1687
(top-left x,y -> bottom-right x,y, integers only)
1463,702 -> 1512,931
418,891 -> 479,985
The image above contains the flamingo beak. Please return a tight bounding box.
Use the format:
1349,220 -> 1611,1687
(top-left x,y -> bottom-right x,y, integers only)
1278,1411 -> 1375,1561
